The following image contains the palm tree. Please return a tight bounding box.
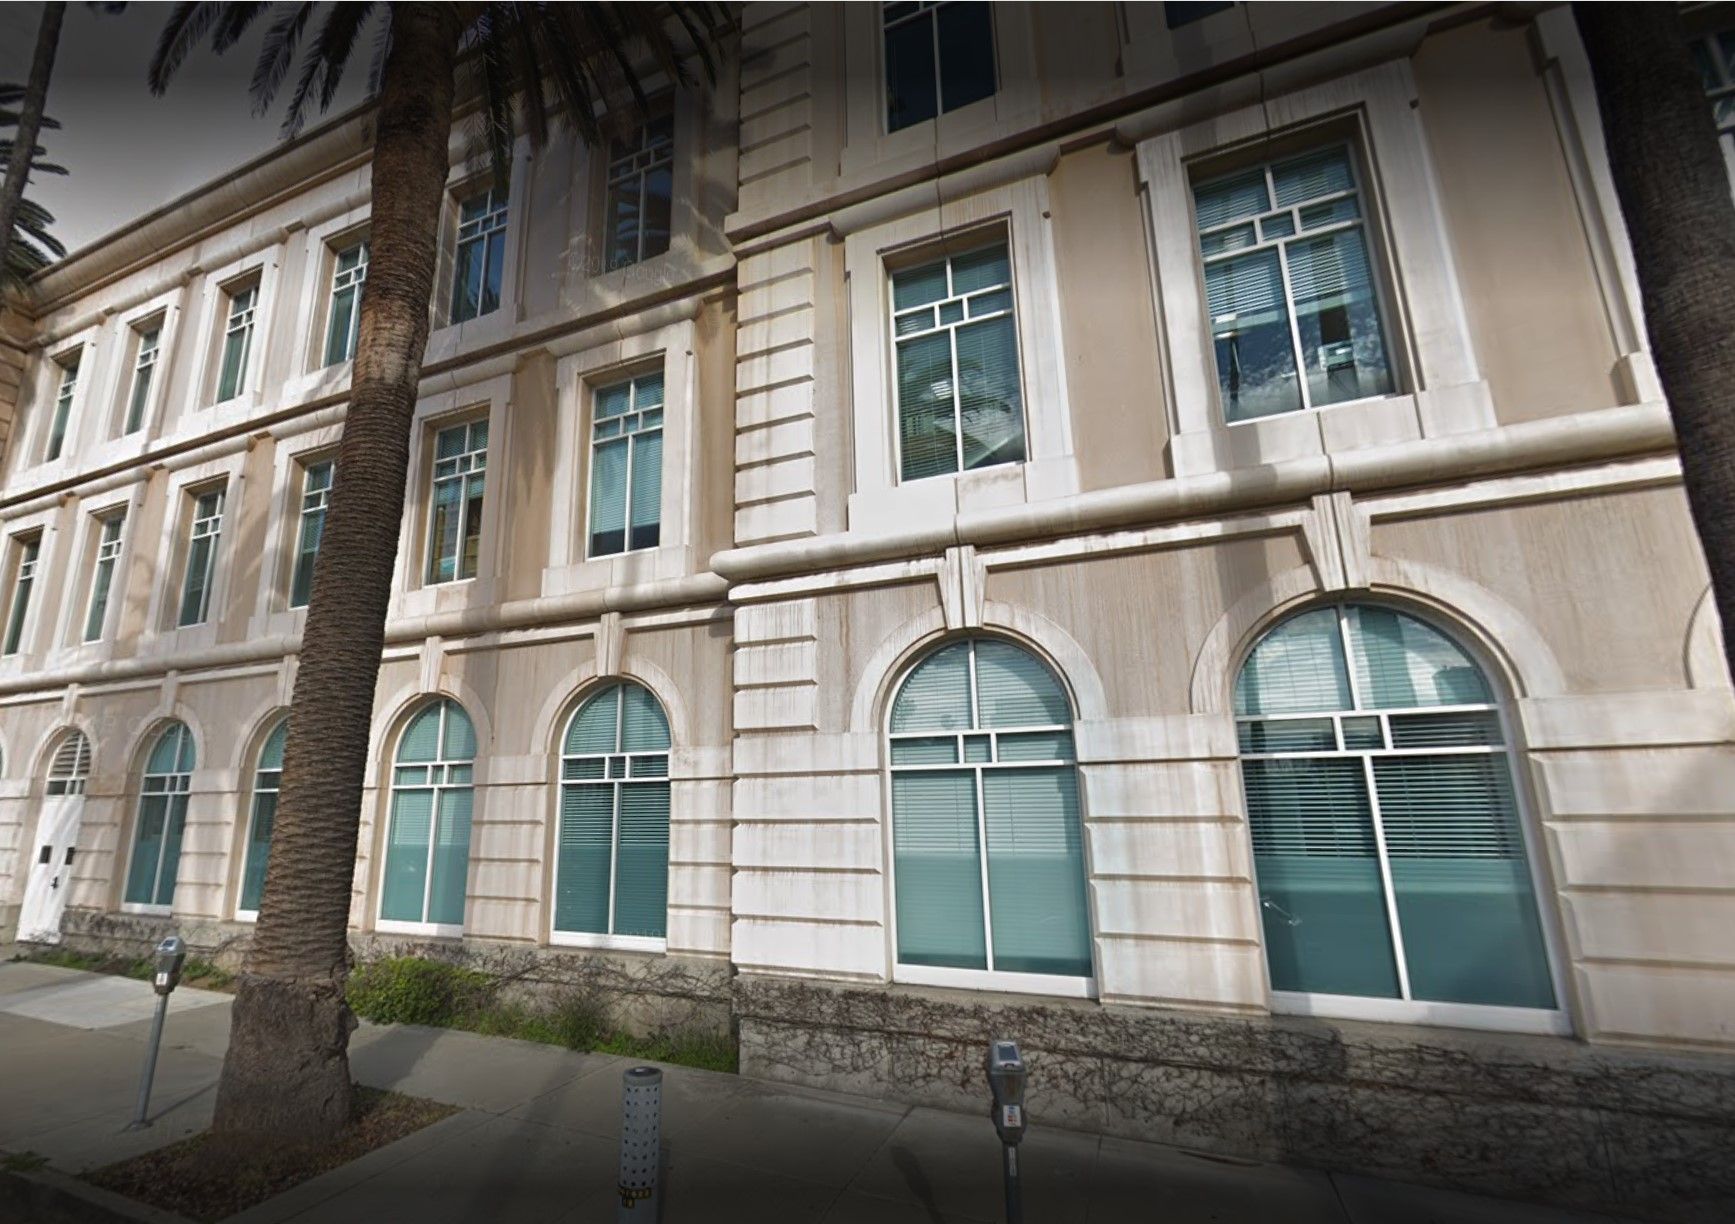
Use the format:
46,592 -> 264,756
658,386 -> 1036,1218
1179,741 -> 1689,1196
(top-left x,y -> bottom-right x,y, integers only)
0,84 -> 68,293
1573,4 -> 1735,686
149,1 -> 726,1142
0,2 -> 65,294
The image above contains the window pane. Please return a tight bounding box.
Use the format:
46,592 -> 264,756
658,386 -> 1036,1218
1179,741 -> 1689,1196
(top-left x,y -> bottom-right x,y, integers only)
459,473 -> 485,580
125,794 -> 167,905
1349,606 -> 1491,709
217,328 -> 247,401
153,794 -> 189,907
615,781 -> 670,938
936,3 -> 997,115
983,767 -> 1091,976
567,687 -> 620,755
1243,757 -> 1400,998
452,240 -> 484,322
381,789 -> 433,922
240,789 -> 276,912
891,736 -> 960,766
442,704 -> 478,760
891,641 -> 973,732
893,771 -> 987,969
897,331 -> 959,481
428,479 -> 461,582
892,260 -> 948,311
482,231 -> 505,315
126,362 -> 154,434
589,437 -> 629,557
996,731 -> 1074,761
1237,718 -> 1337,754
642,165 -> 673,261
326,285 -> 358,365
885,12 -> 938,132
426,786 -> 472,926
178,536 -> 213,627
950,245 -> 1010,295
1195,168 -> 1270,230
629,431 -> 663,552
1287,228 -> 1392,407
621,685 -> 671,751
974,640 -> 1067,728
1376,756 -> 1554,1009
555,784 -> 612,933
1272,147 -> 1355,208
1234,607 -> 1351,715
398,704 -> 445,763
954,315 -> 1024,471
1206,249 -> 1302,422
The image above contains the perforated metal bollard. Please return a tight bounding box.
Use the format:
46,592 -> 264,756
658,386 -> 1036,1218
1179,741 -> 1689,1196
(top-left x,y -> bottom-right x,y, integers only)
618,1065 -> 662,1219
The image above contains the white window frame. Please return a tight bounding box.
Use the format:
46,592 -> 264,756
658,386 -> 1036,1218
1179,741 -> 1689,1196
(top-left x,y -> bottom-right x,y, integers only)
424,138 -> 530,359
142,451 -> 248,648
844,178 -> 1075,532
584,372 -> 665,561
43,350 -> 84,464
289,456 -> 334,610
81,511 -> 127,644
882,637 -> 1098,1000
375,700 -> 475,938
0,531 -> 43,658
84,285 -> 186,468
0,507 -> 59,674
119,722 -> 196,918
215,282 -> 259,405
43,485 -> 142,662
283,205 -> 372,398
424,418 -> 488,587
1234,603 -> 1571,1037
180,246 -> 282,433
549,685 -> 671,954
545,320 -> 698,597
323,239 -> 370,368
121,320 -> 164,436
1137,61 -> 1492,478
600,115 -> 675,271
176,485 -> 227,628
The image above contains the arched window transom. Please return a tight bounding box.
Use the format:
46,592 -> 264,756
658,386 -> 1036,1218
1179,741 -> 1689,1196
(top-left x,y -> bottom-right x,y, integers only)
888,638 -> 1092,984
555,682 -> 670,944
46,730 -> 92,796
380,699 -> 476,929
124,722 -> 195,909
238,718 -> 287,916
1235,604 -> 1556,1019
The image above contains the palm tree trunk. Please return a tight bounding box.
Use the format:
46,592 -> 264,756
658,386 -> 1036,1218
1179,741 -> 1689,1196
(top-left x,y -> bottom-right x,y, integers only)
0,2 -> 65,284
1574,4 -> 1735,686
212,3 -> 464,1142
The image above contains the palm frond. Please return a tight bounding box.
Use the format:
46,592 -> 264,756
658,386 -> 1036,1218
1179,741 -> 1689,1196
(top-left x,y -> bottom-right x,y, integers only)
278,1 -> 376,137
149,2 -> 224,94
210,1 -> 271,53
251,2 -> 316,116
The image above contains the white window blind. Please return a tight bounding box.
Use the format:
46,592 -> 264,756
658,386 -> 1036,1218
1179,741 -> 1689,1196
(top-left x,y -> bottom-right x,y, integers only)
380,700 -> 476,927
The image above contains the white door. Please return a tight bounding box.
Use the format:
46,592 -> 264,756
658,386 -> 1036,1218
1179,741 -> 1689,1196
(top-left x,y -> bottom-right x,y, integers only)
16,794 -> 84,944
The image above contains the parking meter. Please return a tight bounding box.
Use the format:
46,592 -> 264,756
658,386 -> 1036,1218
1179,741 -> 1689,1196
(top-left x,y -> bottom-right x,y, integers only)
986,1040 -> 1027,1223
151,936 -> 187,996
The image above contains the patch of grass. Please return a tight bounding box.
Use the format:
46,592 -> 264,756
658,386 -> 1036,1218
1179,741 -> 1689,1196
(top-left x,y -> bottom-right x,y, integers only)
1,1150 -> 48,1173
83,1087 -> 455,1224
346,957 -> 737,1074
180,957 -> 236,991
17,947 -> 239,993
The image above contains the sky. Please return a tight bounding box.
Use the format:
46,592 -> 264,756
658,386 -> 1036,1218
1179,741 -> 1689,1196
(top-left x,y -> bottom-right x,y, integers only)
2,2 -> 373,257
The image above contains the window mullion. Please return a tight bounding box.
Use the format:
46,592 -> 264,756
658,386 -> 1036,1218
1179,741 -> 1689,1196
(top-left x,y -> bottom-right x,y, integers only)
974,763 -> 994,973
1272,236 -> 1311,413
1361,750 -> 1412,1001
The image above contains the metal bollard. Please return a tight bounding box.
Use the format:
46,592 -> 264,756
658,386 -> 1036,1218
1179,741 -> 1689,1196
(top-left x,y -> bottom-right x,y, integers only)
127,935 -> 187,1130
618,1065 -> 662,1220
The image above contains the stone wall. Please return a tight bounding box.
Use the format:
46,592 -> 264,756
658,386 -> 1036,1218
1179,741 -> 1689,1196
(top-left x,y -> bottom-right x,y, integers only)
733,975 -> 1735,1224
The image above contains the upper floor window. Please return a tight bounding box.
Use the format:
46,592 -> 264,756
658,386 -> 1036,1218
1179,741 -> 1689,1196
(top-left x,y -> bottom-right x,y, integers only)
883,2 -> 996,133
603,117 -> 674,270
1192,144 -> 1395,423
1235,604 -> 1557,1025
891,240 -> 1025,481
451,185 -> 508,324
84,512 -> 125,643
124,721 -> 195,911
380,698 -> 476,930
588,373 -> 663,558
123,323 -> 161,435
178,487 -> 225,627
291,459 -> 334,609
45,354 -> 79,462
889,637 -> 1091,988
216,280 -> 258,403
426,420 -> 487,584
2,534 -> 41,656
325,240 -> 369,366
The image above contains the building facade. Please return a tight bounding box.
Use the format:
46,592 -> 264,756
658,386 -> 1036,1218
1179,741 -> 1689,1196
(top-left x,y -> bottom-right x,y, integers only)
1,2 -> 1733,1217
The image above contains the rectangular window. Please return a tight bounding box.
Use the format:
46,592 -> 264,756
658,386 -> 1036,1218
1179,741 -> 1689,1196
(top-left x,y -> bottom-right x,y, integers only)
2,534 -> 41,655
883,2 -> 996,133
891,240 -> 1026,481
290,459 -> 334,608
1192,144 -> 1395,423
451,186 -> 508,324
84,514 -> 124,643
45,355 -> 79,462
1691,31 -> 1735,161
177,489 -> 224,627
602,117 -> 674,270
216,282 -> 258,402
324,241 -> 369,365
426,420 -> 487,584
588,374 -> 664,558
123,325 -> 160,435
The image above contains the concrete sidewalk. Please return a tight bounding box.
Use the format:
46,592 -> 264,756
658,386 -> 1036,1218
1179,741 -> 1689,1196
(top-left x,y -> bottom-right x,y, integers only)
0,962 -> 1638,1224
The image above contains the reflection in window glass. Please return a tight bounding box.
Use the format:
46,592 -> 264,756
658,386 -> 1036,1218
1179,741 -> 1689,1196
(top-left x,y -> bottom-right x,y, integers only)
427,421 -> 487,584
883,2 -> 996,133
451,186 -> 508,323
603,118 -> 674,270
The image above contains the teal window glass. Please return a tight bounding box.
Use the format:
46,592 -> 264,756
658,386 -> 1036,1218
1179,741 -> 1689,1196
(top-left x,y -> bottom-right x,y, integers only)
451,185 -> 508,323
123,325 -> 160,435
426,420 -> 487,584
123,722 -> 195,909
603,117 -> 674,270
84,513 -> 125,642
883,2 -> 997,133
177,488 -> 225,627
216,282 -> 257,403
1193,145 -> 1393,423
239,718 -> 288,914
889,638 -> 1091,979
324,240 -> 369,366
588,374 -> 663,557
2,534 -> 41,656
556,683 -> 671,941
380,699 -> 476,927
290,460 -> 334,608
891,241 -> 1026,482
1235,604 -> 1556,1012
45,353 -> 79,462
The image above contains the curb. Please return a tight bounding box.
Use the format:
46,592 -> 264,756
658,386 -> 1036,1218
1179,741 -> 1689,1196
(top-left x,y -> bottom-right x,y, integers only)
0,1167 -> 195,1224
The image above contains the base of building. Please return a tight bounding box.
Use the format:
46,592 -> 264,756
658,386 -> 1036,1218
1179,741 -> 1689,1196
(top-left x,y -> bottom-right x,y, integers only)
733,975 -> 1735,1223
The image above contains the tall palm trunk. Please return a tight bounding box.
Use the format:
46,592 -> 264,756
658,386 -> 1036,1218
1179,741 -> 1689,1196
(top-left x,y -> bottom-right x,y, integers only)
0,2 -> 65,283
1574,4 -> 1735,686
212,4 -> 463,1141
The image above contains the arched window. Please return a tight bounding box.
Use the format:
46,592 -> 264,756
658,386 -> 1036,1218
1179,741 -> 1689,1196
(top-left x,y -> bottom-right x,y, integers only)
123,722 -> 195,909
1235,603 -> 1556,1022
554,683 -> 670,945
888,638 -> 1091,985
238,718 -> 287,917
46,730 -> 91,795
379,700 -> 476,929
